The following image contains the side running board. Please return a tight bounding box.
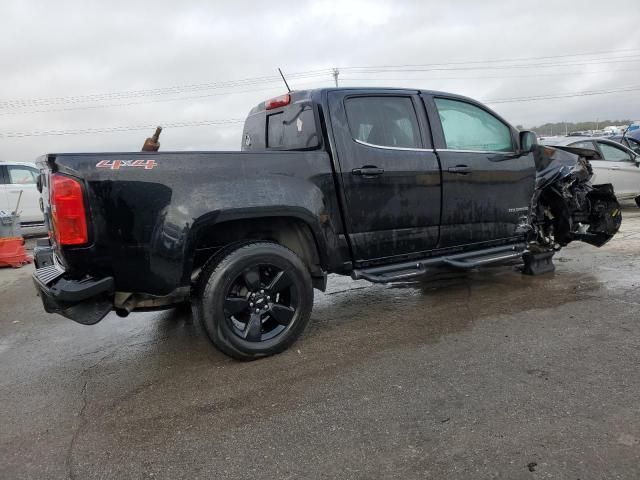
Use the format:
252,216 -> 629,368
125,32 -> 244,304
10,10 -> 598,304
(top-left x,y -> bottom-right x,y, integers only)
351,244 -> 526,284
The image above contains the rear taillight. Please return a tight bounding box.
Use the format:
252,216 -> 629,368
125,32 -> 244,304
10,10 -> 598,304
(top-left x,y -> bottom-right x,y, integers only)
265,94 -> 291,110
50,174 -> 88,246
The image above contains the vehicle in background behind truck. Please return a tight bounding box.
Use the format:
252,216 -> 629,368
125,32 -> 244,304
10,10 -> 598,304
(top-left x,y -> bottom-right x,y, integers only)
542,136 -> 640,206
0,162 -> 45,234
609,132 -> 640,156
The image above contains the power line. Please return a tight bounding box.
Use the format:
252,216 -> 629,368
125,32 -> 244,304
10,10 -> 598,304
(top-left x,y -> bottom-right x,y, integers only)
3,67 -> 638,117
338,48 -> 640,70
0,69 -> 332,110
0,79 -> 330,117
338,67 -> 640,83
4,63 -> 638,118
340,55 -> 640,75
2,84 -> 639,139
484,84 -> 640,104
0,119 -> 245,138
2,48 -> 639,110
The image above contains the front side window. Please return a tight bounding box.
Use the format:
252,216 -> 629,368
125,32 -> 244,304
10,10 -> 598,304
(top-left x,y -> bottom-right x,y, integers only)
598,142 -> 633,162
345,96 -> 421,149
8,166 -> 38,184
434,98 -> 514,152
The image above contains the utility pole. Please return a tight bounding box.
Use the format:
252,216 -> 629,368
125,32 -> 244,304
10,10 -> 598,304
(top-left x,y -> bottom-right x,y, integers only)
332,68 -> 340,87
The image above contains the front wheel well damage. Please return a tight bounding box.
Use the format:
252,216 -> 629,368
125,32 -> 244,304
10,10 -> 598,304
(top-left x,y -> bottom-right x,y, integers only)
525,144 -> 622,250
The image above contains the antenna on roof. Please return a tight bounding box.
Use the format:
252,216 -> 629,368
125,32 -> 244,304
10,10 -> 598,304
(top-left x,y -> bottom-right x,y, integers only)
278,67 -> 291,93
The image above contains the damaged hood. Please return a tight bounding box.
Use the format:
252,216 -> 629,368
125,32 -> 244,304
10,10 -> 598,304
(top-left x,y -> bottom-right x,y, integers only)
533,145 -> 595,191
526,144 -> 621,249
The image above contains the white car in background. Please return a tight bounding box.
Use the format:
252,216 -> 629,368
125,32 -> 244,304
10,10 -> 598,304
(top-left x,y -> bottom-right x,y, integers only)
541,137 -> 640,205
0,161 -> 45,231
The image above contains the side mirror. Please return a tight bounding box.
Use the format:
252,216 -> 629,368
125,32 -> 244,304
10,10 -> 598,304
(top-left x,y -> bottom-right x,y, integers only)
519,130 -> 538,154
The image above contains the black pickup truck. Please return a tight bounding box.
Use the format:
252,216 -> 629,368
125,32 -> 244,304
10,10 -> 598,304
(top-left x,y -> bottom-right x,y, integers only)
32,88 -> 621,360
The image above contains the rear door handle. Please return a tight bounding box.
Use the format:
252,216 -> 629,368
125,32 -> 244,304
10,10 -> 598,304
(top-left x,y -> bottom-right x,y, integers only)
448,165 -> 472,174
352,166 -> 385,177
609,165 -> 621,170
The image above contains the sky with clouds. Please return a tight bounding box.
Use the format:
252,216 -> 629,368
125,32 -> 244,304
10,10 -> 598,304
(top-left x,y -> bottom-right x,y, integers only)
1,0 -> 639,162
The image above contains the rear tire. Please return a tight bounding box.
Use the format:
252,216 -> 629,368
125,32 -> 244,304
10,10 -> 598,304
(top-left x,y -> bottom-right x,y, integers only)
196,241 -> 314,360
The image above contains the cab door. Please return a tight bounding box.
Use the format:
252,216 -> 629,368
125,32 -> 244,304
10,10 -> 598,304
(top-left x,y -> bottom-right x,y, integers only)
423,94 -> 535,247
327,90 -> 441,262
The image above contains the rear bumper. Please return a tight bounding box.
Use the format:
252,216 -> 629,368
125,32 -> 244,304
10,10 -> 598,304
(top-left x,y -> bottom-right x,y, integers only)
32,241 -> 114,325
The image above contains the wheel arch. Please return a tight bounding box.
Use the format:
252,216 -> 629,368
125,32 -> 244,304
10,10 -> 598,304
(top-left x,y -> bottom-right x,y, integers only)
186,208 -> 329,288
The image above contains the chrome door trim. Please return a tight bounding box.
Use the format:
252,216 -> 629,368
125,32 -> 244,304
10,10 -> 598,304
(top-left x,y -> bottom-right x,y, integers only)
354,138 -> 435,153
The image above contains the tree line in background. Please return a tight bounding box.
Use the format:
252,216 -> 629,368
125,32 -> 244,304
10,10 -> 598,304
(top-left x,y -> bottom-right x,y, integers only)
517,120 -> 635,136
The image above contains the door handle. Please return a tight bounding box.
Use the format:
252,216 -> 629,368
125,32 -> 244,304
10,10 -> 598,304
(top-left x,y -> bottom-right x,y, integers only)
448,165 -> 472,174
609,166 -> 621,170
352,166 -> 385,177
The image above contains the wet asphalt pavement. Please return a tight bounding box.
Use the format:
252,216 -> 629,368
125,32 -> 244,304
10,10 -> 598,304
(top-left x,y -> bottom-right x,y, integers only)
2,206 -> 640,479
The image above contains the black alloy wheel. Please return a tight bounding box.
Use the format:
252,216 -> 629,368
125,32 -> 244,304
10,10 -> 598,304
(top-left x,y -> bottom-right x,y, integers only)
197,242 -> 314,360
224,264 -> 298,342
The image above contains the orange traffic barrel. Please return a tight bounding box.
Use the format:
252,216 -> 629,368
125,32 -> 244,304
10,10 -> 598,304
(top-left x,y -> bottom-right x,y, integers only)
0,237 -> 32,268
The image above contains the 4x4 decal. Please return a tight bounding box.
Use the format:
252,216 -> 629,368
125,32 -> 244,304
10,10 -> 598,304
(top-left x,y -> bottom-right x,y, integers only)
96,159 -> 157,170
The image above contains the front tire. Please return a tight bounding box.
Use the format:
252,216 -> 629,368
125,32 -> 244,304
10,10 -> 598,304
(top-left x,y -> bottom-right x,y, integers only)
197,242 -> 314,360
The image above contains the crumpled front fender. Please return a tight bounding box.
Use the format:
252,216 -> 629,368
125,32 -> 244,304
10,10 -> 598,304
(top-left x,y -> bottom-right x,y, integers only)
525,144 -> 621,249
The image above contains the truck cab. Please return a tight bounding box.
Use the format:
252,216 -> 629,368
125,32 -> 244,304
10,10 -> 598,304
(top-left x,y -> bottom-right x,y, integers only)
243,88 -> 535,264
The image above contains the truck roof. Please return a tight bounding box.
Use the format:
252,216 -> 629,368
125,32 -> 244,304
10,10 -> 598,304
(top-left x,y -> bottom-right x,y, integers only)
247,87 -> 475,116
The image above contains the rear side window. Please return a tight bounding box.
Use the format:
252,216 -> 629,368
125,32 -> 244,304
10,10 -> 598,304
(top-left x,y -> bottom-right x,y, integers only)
258,103 -> 319,150
434,98 -> 514,152
267,112 -> 285,148
8,165 -> 38,184
598,142 -> 633,162
345,96 -> 421,149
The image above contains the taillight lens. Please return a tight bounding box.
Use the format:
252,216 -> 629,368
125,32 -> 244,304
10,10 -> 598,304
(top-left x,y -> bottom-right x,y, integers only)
50,174 -> 88,246
265,94 -> 291,110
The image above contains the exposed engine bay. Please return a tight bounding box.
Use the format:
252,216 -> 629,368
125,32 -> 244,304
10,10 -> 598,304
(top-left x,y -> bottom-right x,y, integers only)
521,144 -> 622,251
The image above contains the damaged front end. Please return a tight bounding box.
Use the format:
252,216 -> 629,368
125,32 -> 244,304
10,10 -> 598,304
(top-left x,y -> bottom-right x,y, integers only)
522,144 -> 621,250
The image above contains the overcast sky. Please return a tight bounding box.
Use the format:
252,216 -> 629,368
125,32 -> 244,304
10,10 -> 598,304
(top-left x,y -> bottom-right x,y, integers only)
1,0 -> 639,162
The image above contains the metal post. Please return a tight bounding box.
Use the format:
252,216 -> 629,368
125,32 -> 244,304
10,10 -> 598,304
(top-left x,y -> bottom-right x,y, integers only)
332,68 -> 339,87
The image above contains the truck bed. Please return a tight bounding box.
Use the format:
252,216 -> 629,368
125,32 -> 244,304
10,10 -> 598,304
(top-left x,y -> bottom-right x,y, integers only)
38,150 -> 341,296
